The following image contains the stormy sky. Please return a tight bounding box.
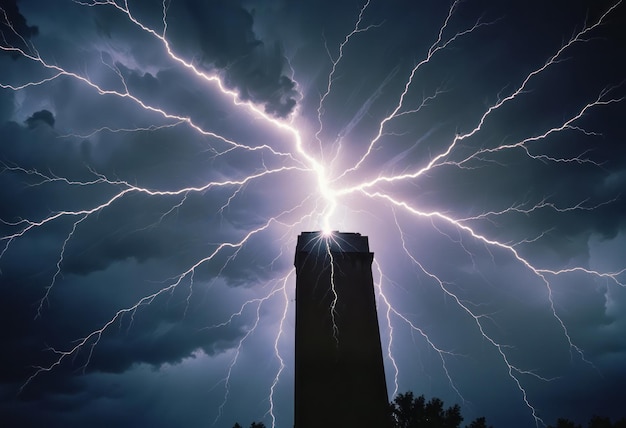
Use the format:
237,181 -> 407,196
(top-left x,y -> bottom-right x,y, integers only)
1,0 -> 625,427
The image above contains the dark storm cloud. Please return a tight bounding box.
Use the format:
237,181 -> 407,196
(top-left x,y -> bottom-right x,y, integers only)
0,109 -> 290,279
25,108 -> 53,128
0,79 -> 282,419
0,232 -> 262,398
0,0 -> 38,59
171,0 -> 298,118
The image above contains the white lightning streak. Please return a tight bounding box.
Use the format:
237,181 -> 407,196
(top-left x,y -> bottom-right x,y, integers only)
315,0 -> 381,162
338,1 -> 496,179
335,4 -> 623,194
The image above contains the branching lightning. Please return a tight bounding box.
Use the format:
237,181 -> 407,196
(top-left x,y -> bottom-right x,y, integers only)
1,0 -> 624,427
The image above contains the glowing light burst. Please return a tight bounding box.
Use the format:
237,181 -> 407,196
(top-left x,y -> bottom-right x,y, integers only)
1,1 -> 625,427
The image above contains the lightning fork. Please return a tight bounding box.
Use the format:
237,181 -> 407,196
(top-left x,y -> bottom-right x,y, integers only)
18,215 -> 291,394
315,0 -> 382,163
451,86 -> 625,168
73,0 -> 339,234
337,0 -> 495,181
1,165 -> 304,263
334,2 -> 623,195
1,21 -> 295,161
211,282 -> 285,427
366,184 -> 625,425
267,271 -> 292,428
455,196 -> 621,223
374,258 -> 466,401
390,209 -> 557,425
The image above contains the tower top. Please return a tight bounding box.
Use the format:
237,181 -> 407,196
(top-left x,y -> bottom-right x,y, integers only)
296,231 -> 370,253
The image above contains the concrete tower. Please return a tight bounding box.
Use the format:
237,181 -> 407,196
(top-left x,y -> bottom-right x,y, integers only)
294,232 -> 390,428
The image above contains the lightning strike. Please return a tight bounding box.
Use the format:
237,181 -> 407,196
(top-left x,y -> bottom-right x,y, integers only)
1,0 -> 624,427
315,0 -> 381,163
324,236 -> 340,345
390,208 -> 552,425
338,0 -> 497,180
267,272 -> 292,428
35,214 -> 88,319
211,282 -> 286,427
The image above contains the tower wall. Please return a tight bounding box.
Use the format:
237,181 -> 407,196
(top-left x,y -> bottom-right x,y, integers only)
294,232 -> 390,428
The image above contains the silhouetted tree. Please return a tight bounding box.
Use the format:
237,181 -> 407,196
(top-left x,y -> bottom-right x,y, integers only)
589,416 -> 621,428
548,418 -> 582,428
549,415 -> 626,428
390,391 -> 463,428
614,418 -> 626,428
389,391 -> 491,428
466,416 -> 493,428
231,422 -> 265,428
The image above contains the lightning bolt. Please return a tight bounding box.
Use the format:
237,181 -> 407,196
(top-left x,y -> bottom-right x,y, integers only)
210,284 -> 280,427
337,0 -> 497,180
1,1 -> 624,427
315,0 -> 382,164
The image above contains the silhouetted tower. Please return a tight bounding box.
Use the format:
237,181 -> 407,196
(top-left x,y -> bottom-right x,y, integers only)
294,231 -> 390,428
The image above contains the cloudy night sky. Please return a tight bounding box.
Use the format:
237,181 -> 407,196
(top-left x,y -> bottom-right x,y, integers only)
1,0 -> 625,427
